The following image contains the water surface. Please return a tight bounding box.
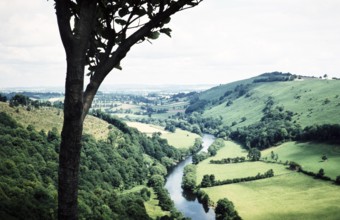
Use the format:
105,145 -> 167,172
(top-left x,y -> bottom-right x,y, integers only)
165,134 -> 216,220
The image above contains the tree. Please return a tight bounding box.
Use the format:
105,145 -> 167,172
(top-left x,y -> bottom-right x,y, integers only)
215,198 -> 240,220
0,93 -> 7,102
336,176 -> 340,185
53,1 -> 203,219
247,148 -> 261,161
317,168 -> 325,178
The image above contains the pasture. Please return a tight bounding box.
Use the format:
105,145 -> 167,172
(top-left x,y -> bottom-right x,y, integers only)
161,129 -> 200,149
126,121 -> 167,134
126,121 -> 199,149
263,141 -> 340,179
203,173 -> 340,220
196,140 -> 340,219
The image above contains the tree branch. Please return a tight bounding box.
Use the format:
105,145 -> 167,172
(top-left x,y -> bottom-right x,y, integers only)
55,0 -> 74,57
82,0 -> 201,120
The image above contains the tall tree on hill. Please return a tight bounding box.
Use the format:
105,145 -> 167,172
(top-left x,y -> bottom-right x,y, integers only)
53,0 -> 202,219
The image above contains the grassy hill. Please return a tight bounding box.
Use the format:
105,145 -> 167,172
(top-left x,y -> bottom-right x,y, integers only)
0,102 -> 110,140
202,77 -> 340,129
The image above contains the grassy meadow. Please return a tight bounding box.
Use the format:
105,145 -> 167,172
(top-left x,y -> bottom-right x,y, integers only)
126,121 -> 167,134
263,141 -> 340,179
195,140 -> 340,219
126,121 -> 200,149
204,173 -> 340,220
161,129 -> 200,149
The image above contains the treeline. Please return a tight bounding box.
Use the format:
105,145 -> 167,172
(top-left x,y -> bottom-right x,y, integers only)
200,169 -> 274,188
253,72 -> 295,83
147,174 -> 187,219
288,162 -> 335,182
192,138 -> 225,164
210,156 -> 246,164
298,124 -> 340,143
0,111 -> 183,219
1,93 -> 64,110
181,164 -> 197,191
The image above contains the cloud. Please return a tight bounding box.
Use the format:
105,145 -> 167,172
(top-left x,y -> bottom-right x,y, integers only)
1,0 -> 340,88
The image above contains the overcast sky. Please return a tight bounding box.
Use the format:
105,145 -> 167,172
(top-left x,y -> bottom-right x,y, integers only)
1,0 -> 340,89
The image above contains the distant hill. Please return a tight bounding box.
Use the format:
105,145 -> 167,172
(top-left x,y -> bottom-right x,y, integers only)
198,73 -> 340,129
178,72 -> 340,150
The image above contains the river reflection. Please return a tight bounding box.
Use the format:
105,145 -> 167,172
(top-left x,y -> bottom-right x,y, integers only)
165,134 -> 216,220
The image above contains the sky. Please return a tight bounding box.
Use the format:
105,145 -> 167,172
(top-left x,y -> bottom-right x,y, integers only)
1,0 -> 340,89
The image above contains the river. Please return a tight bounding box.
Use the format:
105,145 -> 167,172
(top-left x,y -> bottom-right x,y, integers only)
165,134 -> 216,220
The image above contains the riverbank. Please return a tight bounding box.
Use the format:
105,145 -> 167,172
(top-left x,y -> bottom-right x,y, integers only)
165,134 -> 216,220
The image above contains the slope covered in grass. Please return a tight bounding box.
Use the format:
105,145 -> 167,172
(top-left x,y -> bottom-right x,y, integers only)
203,79 -> 340,129
263,141 -> 340,179
0,102 -> 110,140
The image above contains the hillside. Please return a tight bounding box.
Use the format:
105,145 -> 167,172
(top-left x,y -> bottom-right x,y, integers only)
0,102 -> 187,219
202,77 -> 340,129
0,102 -> 110,140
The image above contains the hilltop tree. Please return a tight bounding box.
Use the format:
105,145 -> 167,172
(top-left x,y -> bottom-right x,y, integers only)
53,0 -> 203,219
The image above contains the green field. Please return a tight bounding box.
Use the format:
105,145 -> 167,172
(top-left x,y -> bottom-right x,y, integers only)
196,141 -> 290,184
126,121 -> 200,149
263,142 -> 340,179
161,129 -> 200,149
203,79 -> 340,128
196,141 -> 340,219
126,121 -> 167,135
203,173 -> 340,220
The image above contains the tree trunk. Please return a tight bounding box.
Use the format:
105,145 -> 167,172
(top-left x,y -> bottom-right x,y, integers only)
58,60 -> 84,220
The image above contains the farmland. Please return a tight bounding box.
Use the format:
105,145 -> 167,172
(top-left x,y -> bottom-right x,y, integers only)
196,141 -> 340,219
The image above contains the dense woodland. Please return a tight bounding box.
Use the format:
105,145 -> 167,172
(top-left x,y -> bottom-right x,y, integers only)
0,108 -> 189,219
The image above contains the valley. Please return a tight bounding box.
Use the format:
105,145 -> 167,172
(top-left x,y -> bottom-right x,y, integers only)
1,72 -> 340,219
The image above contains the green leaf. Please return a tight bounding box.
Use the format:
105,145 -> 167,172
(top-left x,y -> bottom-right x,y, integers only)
148,31 -> 160,40
160,28 -> 172,37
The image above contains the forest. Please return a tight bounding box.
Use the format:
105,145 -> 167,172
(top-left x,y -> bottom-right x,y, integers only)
0,107 -> 190,219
